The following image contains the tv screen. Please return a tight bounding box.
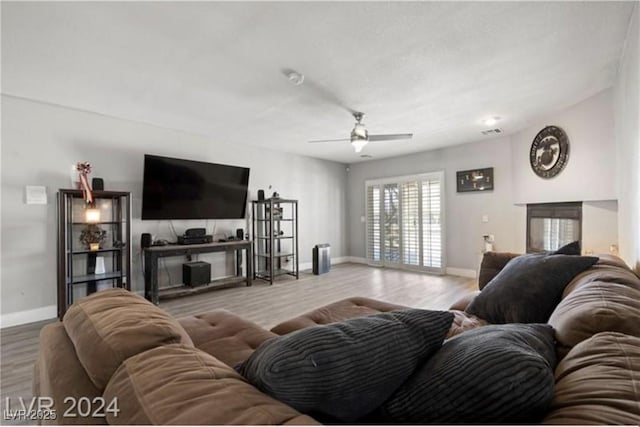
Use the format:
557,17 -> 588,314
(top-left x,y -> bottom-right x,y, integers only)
141,154 -> 250,220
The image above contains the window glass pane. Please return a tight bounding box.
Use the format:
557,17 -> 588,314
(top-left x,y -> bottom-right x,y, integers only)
530,217 -> 579,251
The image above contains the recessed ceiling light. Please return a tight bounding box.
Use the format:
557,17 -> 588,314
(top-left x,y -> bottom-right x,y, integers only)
482,116 -> 501,126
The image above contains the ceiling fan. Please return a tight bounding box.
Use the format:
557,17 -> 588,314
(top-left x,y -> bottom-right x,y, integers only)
308,112 -> 413,153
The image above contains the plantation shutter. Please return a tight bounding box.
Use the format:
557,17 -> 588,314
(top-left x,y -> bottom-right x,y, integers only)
366,185 -> 382,264
365,172 -> 444,273
422,177 -> 442,269
401,181 -> 420,266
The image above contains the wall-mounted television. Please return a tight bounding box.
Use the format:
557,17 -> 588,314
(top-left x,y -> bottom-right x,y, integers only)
141,154 -> 250,220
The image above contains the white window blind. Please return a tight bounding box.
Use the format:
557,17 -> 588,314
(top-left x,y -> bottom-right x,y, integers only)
422,178 -> 442,268
366,186 -> 381,262
366,172 -> 444,273
402,181 -> 420,266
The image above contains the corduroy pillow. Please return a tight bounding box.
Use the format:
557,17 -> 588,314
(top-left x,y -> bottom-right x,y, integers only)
103,344 -> 316,425
237,309 -> 454,422
466,254 -> 598,323
551,240 -> 581,255
378,323 -> 557,424
477,242 -> 580,290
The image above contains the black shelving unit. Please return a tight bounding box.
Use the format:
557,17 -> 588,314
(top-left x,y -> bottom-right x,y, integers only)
252,198 -> 298,284
57,189 -> 131,319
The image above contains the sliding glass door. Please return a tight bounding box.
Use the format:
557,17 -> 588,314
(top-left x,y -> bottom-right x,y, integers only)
366,172 -> 444,273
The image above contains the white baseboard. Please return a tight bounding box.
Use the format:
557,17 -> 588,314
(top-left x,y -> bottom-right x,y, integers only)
1,305 -> 57,329
445,267 -> 478,279
300,256 -> 352,271
347,256 -> 368,264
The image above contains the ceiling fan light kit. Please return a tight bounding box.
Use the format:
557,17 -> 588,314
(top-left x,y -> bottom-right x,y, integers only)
308,111 -> 413,154
351,138 -> 368,153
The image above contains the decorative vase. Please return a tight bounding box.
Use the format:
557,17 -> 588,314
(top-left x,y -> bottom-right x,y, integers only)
89,243 -> 100,251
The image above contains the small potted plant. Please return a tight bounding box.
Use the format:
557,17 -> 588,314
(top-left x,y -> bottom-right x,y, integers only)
80,225 -> 107,251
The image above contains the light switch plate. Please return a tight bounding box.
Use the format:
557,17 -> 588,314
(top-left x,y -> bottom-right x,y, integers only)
25,186 -> 47,205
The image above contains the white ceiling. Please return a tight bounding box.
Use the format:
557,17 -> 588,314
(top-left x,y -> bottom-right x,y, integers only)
1,1 -> 634,164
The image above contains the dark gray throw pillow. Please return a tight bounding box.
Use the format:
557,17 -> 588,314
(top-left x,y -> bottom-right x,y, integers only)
466,253 -> 598,323
236,309 -> 454,422
378,323 -> 557,424
551,240 -> 581,255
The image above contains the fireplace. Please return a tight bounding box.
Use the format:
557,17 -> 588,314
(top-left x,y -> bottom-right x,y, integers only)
526,202 -> 582,253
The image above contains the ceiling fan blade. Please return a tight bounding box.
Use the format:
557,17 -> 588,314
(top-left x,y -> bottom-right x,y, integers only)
368,133 -> 413,142
282,69 -> 358,115
308,138 -> 351,143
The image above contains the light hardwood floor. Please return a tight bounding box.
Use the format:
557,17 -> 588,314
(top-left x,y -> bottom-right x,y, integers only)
1,263 -> 476,425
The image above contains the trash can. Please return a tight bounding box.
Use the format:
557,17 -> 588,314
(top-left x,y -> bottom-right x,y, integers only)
313,244 -> 331,275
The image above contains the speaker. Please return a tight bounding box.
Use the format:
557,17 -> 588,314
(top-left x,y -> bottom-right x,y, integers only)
92,177 -> 104,191
185,228 -> 206,237
183,261 -> 211,287
257,189 -> 265,201
141,233 -> 152,249
236,228 -> 244,240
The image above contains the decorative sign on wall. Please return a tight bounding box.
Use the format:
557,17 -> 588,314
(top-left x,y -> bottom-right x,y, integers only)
530,125 -> 569,179
456,167 -> 494,192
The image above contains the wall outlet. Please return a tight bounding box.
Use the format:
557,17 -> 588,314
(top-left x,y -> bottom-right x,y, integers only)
482,214 -> 489,223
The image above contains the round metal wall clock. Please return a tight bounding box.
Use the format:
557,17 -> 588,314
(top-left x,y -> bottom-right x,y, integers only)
529,125 -> 569,179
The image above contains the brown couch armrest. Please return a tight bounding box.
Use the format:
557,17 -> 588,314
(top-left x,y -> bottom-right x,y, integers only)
448,290 -> 481,311
35,322 -> 104,425
478,251 -> 520,289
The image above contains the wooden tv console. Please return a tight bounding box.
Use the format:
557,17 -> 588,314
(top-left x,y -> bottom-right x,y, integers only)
143,240 -> 252,304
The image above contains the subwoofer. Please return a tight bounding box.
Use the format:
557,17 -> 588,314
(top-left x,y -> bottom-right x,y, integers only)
141,233 -> 152,249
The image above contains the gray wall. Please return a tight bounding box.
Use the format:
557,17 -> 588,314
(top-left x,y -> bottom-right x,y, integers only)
510,90 -> 617,204
347,89 -> 621,273
347,136 -> 523,273
615,3 -> 639,272
1,95 -> 348,319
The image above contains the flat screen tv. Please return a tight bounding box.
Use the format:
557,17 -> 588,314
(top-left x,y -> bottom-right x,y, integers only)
141,154 -> 250,220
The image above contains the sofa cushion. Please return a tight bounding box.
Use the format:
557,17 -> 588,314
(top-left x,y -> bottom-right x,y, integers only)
270,296 -> 407,335
103,344 -> 318,425
549,281 -> 640,359
543,332 -> 640,425
178,309 -> 277,367
238,309 -> 454,422
378,324 -> 557,424
447,309 -> 489,338
466,254 -> 599,323
63,288 -> 193,390
562,255 -> 640,297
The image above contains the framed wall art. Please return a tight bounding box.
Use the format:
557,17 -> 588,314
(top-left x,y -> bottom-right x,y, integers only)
456,167 -> 494,192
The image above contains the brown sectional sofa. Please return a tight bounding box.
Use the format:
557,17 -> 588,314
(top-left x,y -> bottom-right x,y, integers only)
34,253 -> 640,424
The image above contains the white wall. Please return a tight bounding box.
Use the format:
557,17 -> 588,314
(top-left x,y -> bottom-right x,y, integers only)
583,200 -> 619,254
347,136 -> 523,274
511,89 -> 617,204
1,95 -> 348,323
615,3 -> 640,272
